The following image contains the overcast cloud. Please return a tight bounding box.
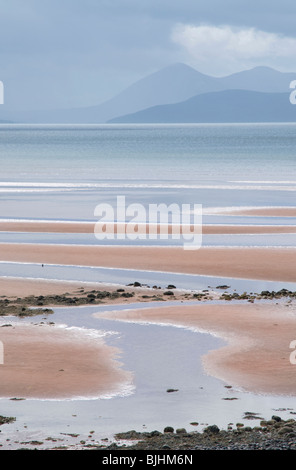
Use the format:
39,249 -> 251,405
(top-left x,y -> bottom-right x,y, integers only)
1,0 -> 296,110
171,24 -> 296,76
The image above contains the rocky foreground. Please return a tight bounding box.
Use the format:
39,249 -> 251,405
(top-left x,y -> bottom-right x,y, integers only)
106,416 -> 296,451
0,285 -> 295,318
2,415 -> 296,450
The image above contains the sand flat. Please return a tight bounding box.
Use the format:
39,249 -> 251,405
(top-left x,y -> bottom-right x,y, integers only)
94,302 -> 296,395
0,322 -> 132,400
1,220 -> 296,234
0,221 -> 95,233
1,244 -> 296,282
0,277 -> 101,297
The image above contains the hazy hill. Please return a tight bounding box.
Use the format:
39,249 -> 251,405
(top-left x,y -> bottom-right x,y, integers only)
220,66 -> 296,93
0,64 -> 295,123
108,89 -> 296,123
0,63 -> 223,123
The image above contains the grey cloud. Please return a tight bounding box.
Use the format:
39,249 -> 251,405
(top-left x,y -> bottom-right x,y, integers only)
0,0 -> 295,110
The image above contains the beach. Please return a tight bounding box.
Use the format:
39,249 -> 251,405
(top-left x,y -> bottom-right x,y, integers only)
1,123 -> 296,449
1,241 -> 296,400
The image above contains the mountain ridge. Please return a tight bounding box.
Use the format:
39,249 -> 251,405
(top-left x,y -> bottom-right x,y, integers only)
108,89 -> 296,123
0,63 -> 295,123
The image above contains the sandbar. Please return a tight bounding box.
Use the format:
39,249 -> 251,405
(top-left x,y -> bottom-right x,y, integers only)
0,221 -> 296,234
0,322 -> 132,400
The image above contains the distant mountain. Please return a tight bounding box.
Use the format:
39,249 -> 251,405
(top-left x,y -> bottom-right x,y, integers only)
0,64 -> 295,123
80,63 -> 224,123
108,90 -> 296,123
220,66 -> 296,93
0,63 -> 224,124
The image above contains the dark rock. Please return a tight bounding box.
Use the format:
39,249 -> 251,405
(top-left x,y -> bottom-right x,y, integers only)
0,415 -> 15,425
87,294 -> 96,299
163,427 -> 174,433
278,426 -> 294,434
272,415 -> 282,422
176,428 -> 187,434
204,425 -> 220,434
149,430 -> 161,437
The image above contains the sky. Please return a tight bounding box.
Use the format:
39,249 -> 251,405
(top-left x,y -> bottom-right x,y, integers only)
1,0 -> 296,110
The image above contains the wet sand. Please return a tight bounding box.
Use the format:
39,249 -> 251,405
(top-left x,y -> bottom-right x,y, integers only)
203,225 -> 296,234
94,302 -> 296,396
0,322 -> 132,400
0,277 -> 101,297
1,244 -> 296,283
1,220 -> 296,234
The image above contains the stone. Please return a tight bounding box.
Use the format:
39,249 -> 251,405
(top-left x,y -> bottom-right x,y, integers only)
271,415 -> 282,422
278,426 -> 294,435
176,428 -> 187,434
163,427 -> 174,433
204,425 -> 220,434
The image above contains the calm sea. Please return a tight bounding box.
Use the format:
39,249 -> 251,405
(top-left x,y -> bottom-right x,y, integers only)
0,123 -> 295,223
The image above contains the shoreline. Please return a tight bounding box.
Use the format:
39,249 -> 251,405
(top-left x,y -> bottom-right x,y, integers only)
1,244 -> 296,282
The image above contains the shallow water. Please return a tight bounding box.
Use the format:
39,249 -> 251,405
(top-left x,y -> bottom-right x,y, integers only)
1,231 -> 296,247
1,261 -> 296,294
1,303 -> 296,449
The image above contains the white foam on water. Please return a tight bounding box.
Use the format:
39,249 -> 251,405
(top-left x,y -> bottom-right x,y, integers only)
0,182 -> 296,191
203,205 -> 296,214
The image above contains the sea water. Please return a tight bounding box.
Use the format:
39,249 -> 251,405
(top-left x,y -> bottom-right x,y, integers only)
0,123 -> 295,220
